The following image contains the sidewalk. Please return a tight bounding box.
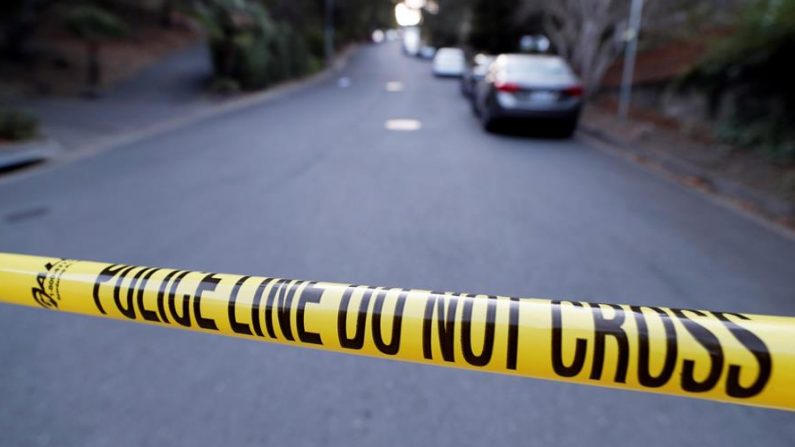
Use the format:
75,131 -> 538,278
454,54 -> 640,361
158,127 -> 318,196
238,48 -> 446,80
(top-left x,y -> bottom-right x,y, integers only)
580,104 -> 795,227
2,43 -> 215,152
0,43 -> 357,177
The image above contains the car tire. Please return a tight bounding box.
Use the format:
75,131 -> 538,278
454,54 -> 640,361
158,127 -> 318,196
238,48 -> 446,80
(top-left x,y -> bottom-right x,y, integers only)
471,98 -> 481,117
481,104 -> 498,132
558,116 -> 578,138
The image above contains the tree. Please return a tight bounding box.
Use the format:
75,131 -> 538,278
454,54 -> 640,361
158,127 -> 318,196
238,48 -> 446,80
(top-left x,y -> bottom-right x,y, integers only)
334,0 -> 394,43
265,0 -> 393,55
0,0 -> 50,59
468,0 -> 518,53
536,0 -> 629,96
679,0 -> 795,161
159,0 -> 178,28
193,0 -> 395,91
64,4 -> 127,94
522,0 -> 722,95
423,0 -> 472,48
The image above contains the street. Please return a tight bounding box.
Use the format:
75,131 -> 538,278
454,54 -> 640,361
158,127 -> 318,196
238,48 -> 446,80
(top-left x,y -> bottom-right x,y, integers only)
1,41 -> 794,446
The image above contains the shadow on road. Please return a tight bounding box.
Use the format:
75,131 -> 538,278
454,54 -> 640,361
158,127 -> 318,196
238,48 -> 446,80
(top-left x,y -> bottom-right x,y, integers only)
0,159 -> 45,176
485,119 -> 577,140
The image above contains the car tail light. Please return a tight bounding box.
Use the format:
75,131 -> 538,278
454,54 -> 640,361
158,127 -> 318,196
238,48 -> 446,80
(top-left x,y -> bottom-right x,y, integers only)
495,82 -> 521,93
563,85 -> 584,97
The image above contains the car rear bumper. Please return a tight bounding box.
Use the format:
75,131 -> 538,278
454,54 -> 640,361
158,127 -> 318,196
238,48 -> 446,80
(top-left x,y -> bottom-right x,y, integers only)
434,70 -> 463,77
433,63 -> 465,77
493,93 -> 581,119
494,106 -> 581,120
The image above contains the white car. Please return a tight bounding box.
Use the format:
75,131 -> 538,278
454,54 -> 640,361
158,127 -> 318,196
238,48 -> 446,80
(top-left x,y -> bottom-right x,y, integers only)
432,48 -> 465,77
402,26 -> 420,56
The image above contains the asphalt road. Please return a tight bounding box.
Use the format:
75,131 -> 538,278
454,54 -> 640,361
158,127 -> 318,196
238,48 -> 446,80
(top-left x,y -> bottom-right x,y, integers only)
1,42 -> 794,446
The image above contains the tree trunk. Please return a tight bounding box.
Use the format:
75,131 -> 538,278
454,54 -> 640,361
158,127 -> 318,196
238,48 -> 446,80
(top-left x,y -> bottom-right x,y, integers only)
86,41 -> 101,91
2,0 -> 40,60
160,0 -> 175,28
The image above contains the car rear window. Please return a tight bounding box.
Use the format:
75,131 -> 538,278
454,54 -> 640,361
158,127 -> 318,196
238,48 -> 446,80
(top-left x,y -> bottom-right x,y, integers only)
437,48 -> 463,58
504,58 -> 572,77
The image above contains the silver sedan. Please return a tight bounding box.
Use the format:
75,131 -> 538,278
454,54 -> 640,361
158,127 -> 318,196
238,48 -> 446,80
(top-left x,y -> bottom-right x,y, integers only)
474,54 -> 583,136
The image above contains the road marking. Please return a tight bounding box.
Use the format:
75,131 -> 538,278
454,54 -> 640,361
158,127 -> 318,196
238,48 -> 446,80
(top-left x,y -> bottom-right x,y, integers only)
338,77 -> 352,88
385,119 -> 421,131
386,81 -> 404,92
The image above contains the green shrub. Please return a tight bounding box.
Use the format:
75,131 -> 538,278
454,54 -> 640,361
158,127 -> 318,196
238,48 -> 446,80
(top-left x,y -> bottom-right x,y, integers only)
679,0 -> 795,162
193,0 -> 393,90
0,109 -> 39,141
63,4 -> 127,90
192,0 -> 316,91
209,77 -> 241,94
64,4 -> 127,41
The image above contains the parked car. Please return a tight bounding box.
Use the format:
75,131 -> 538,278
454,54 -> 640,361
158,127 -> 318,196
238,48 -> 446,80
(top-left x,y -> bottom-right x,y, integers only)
419,45 -> 437,59
473,54 -> 583,136
402,26 -> 420,56
460,54 -> 494,98
432,47 -> 466,77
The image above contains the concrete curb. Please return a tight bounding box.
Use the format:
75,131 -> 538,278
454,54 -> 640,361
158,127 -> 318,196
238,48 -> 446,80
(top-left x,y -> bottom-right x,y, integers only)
579,123 -> 795,222
0,45 -> 358,183
0,138 -> 62,171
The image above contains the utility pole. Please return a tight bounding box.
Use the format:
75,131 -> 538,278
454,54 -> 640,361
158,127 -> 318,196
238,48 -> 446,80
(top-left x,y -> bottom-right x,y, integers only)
618,0 -> 644,120
324,0 -> 335,67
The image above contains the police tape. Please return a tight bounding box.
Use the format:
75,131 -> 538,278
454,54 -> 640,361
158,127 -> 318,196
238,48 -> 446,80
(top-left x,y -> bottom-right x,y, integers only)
0,252 -> 792,411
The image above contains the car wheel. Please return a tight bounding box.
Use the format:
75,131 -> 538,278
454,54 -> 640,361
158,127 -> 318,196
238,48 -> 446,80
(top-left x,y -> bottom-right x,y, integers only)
481,103 -> 498,132
558,116 -> 578,138
471,97 -> 481,117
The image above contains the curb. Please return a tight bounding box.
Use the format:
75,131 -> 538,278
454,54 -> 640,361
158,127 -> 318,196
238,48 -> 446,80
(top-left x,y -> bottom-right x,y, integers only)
0,138 -> 62,171
0,45 -> 358,183
579,123 -> 795,222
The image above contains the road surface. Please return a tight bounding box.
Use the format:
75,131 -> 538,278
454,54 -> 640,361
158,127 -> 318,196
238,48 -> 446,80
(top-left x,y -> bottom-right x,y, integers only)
1,42 -> 794,446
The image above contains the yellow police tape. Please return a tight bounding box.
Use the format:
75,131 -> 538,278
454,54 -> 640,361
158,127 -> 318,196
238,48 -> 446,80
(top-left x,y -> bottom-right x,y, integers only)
0,252 -> 793,411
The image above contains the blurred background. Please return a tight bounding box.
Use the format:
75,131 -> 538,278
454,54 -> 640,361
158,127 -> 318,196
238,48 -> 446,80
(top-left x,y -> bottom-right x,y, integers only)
1,1 -> 795,446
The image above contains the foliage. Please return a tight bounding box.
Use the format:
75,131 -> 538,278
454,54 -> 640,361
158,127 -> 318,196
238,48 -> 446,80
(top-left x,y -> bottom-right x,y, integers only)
539,0 -> 628,96
333,0 -> 394,44
468,0 -> 521,53
264,0 -> 326,60
0,0 -> 30,16
423,0 -> 472,48
192,0 -> 391,91
717,118 -> 795,163
1,1 -> 53,59
0,108 -> 39,141
64,4 -> 127,41
467,0 -> 627,92
681,0 -> 795,161
265,0 -> 393,53
208,77 -> 240,94
192,0 -> 314,90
